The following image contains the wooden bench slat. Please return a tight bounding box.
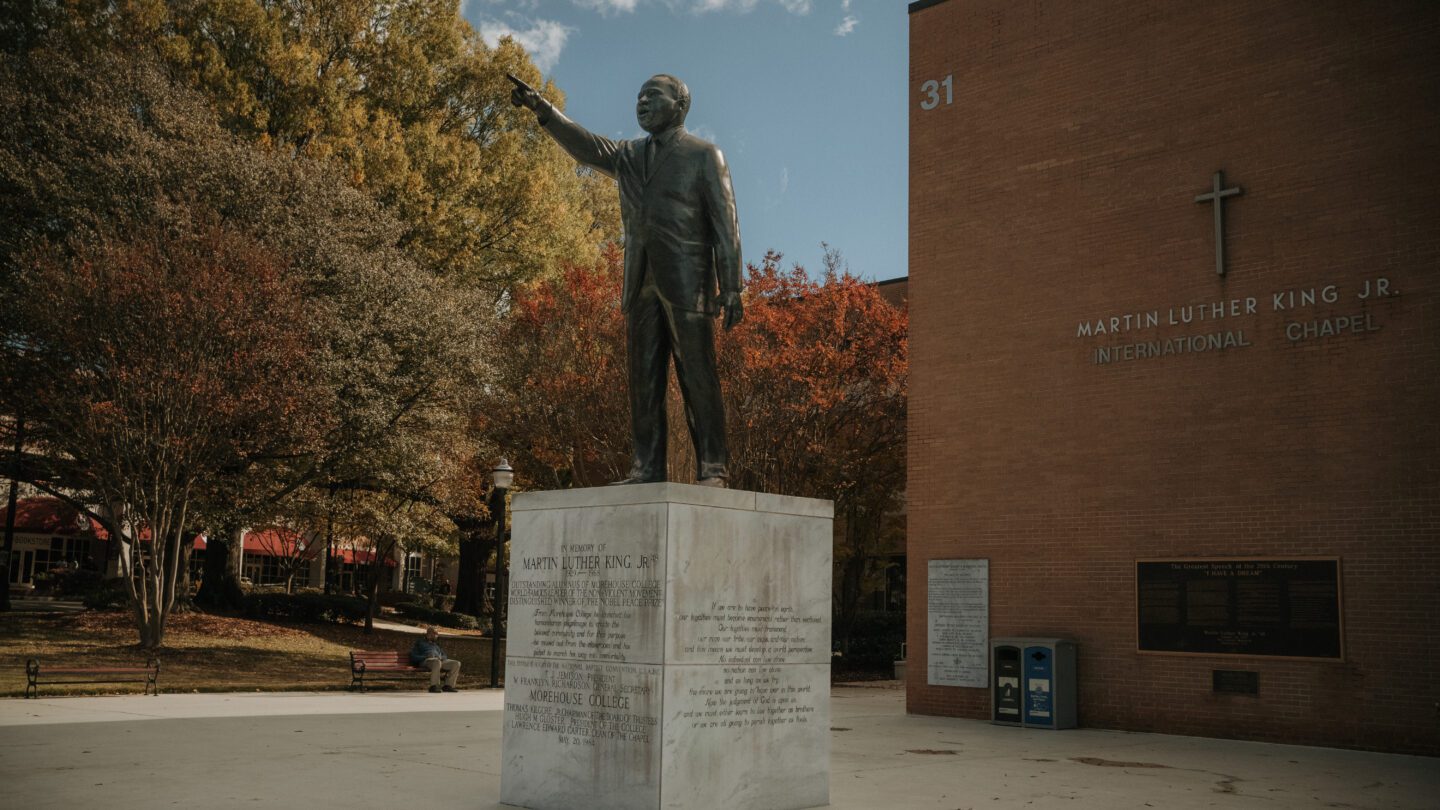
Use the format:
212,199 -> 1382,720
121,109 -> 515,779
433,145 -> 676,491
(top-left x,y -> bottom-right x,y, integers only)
25,658 -> 160,698
43,665 -> 156,671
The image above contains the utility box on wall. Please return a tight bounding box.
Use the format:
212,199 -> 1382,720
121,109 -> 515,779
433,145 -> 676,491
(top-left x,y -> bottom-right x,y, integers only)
993,638 -> 1077,730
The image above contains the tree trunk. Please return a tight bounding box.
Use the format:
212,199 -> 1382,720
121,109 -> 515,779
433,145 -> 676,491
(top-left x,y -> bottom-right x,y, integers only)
322,506 -> 333,595
834,501 -> 870,657
836,551 -> 867,655
171,538 -> 195,614
452,517 -> 487,617
142,605 -> 165,650
363,539 -> 394,634
363,566 -> 380,633
195,524 -> 245,610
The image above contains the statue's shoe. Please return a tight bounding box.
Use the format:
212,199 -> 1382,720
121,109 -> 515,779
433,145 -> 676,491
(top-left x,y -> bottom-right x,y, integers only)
696,477 -> 727,488
608,475 -> 664,485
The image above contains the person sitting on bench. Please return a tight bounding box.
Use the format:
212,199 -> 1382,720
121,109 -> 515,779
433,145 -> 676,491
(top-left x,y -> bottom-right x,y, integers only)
409,626 -> 461,693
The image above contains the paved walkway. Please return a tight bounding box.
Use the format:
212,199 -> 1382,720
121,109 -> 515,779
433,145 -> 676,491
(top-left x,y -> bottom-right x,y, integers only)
1,685 -> 1434,809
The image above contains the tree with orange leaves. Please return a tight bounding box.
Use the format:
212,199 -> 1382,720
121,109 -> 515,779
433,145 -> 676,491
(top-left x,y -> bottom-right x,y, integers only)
483,244 -> 633,491
8,218 -> 322,649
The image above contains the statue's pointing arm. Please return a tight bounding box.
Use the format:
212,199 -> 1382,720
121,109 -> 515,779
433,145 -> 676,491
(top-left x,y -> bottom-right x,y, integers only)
704,146 -> 744,329
509,75 -> 620,179
540,108 -> 623,180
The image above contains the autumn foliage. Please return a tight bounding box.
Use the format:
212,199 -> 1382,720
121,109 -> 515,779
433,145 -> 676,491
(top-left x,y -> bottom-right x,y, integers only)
9,219 -> 320,648
484,244 -> 632,489
722,251 -> 908,502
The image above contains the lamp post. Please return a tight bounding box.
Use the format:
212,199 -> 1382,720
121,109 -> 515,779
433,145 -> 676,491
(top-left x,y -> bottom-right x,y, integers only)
1,413 -> 24,612
489,458 -> 513,688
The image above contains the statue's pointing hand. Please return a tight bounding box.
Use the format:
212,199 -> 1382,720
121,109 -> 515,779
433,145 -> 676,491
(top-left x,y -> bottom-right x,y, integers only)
507,73 -> 543,111
720,291 -> 744,331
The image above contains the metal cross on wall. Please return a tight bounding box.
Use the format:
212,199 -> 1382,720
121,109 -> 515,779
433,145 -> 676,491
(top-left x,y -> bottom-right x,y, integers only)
1194,170 -> 1243,276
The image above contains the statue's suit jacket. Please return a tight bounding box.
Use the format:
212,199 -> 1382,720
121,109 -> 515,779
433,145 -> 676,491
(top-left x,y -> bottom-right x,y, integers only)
541,111 -> 742,315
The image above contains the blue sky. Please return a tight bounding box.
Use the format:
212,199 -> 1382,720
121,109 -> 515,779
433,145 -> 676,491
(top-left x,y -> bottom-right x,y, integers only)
462,0 -> 908,281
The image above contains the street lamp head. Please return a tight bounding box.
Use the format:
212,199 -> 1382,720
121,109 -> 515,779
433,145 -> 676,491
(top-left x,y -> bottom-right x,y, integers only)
492,458 -> 514,491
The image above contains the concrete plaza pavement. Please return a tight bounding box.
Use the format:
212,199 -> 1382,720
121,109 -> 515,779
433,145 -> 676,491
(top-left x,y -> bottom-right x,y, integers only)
2,684 -> 1434,809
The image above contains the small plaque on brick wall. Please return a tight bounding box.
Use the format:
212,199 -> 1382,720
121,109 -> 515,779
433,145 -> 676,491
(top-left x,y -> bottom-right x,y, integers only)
1212,669 -> 1259,695
1137,558 -> 1342,659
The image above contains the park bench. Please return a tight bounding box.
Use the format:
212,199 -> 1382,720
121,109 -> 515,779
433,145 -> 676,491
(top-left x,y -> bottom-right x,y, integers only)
348,650 -> 428,692
25,658 -> 160,698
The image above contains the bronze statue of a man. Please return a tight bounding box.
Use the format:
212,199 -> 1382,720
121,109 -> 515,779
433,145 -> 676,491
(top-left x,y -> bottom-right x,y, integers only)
511,74 -> 743,486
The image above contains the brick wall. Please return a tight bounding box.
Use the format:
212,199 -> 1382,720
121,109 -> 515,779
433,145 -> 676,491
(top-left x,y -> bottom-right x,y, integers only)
907,0 -> 1440,755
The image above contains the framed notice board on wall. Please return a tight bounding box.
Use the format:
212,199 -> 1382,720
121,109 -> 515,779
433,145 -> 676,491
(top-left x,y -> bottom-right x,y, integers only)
1136,558 -> 1342,660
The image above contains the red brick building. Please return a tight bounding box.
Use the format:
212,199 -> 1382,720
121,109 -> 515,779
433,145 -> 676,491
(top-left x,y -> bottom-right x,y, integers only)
906,0 -> 1439,754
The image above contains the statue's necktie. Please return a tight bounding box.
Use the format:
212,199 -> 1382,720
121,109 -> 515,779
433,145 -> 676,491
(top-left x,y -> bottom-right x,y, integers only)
645,137 -> 658,177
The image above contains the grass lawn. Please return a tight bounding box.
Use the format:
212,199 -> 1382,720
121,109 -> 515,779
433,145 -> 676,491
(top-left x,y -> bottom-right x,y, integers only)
0,609 -> 504,697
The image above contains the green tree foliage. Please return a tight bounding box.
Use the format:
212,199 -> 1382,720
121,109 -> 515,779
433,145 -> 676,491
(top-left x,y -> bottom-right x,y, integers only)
24,0 -> 618,292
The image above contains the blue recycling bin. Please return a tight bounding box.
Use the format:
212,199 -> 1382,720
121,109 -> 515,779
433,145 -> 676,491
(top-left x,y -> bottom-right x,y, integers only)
993,637 -> 1077,729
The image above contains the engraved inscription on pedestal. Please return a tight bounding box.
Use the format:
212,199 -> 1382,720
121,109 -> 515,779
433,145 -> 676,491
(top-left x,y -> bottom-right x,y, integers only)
672,603 -> 824,664
661,663 -> 829,808
502,658 -> 662,809
505,503 -> 667,664
508,558 -> 663,662
505,659 -> 659,746
669,664 -> 823,733
665,502 -> 832,668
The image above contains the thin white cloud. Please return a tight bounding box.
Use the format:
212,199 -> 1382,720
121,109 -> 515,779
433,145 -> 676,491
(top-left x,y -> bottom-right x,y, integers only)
834,14 -> 858,36
689,0 -> 810,14
779,167 -> 789,194
573,0 -> 639,13
474,17 -> 572,72
842,0 -> 851,9
693,0 -> 757,12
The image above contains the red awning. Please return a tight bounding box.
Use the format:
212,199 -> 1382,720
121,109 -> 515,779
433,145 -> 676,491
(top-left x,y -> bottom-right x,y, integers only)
194,528 -> 313,558
338,548 -> 397,567
0,497 -> 105,537
243,528 -> 309,556
192,529 -> 394,566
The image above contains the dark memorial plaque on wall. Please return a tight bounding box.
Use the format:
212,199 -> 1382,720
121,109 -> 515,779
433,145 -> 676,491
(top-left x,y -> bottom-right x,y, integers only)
1136,559 -> 1342,659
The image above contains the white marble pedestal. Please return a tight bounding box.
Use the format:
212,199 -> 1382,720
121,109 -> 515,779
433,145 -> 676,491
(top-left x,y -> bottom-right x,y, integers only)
500,483 -> 833,810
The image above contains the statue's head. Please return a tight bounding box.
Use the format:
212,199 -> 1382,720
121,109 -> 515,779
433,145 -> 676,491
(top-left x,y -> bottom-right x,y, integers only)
636,74 -> 689,134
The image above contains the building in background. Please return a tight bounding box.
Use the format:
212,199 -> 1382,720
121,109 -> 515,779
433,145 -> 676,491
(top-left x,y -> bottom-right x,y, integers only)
0,497 -> 106,590
907,0 -> 1438,754
3,496 -> 404,596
